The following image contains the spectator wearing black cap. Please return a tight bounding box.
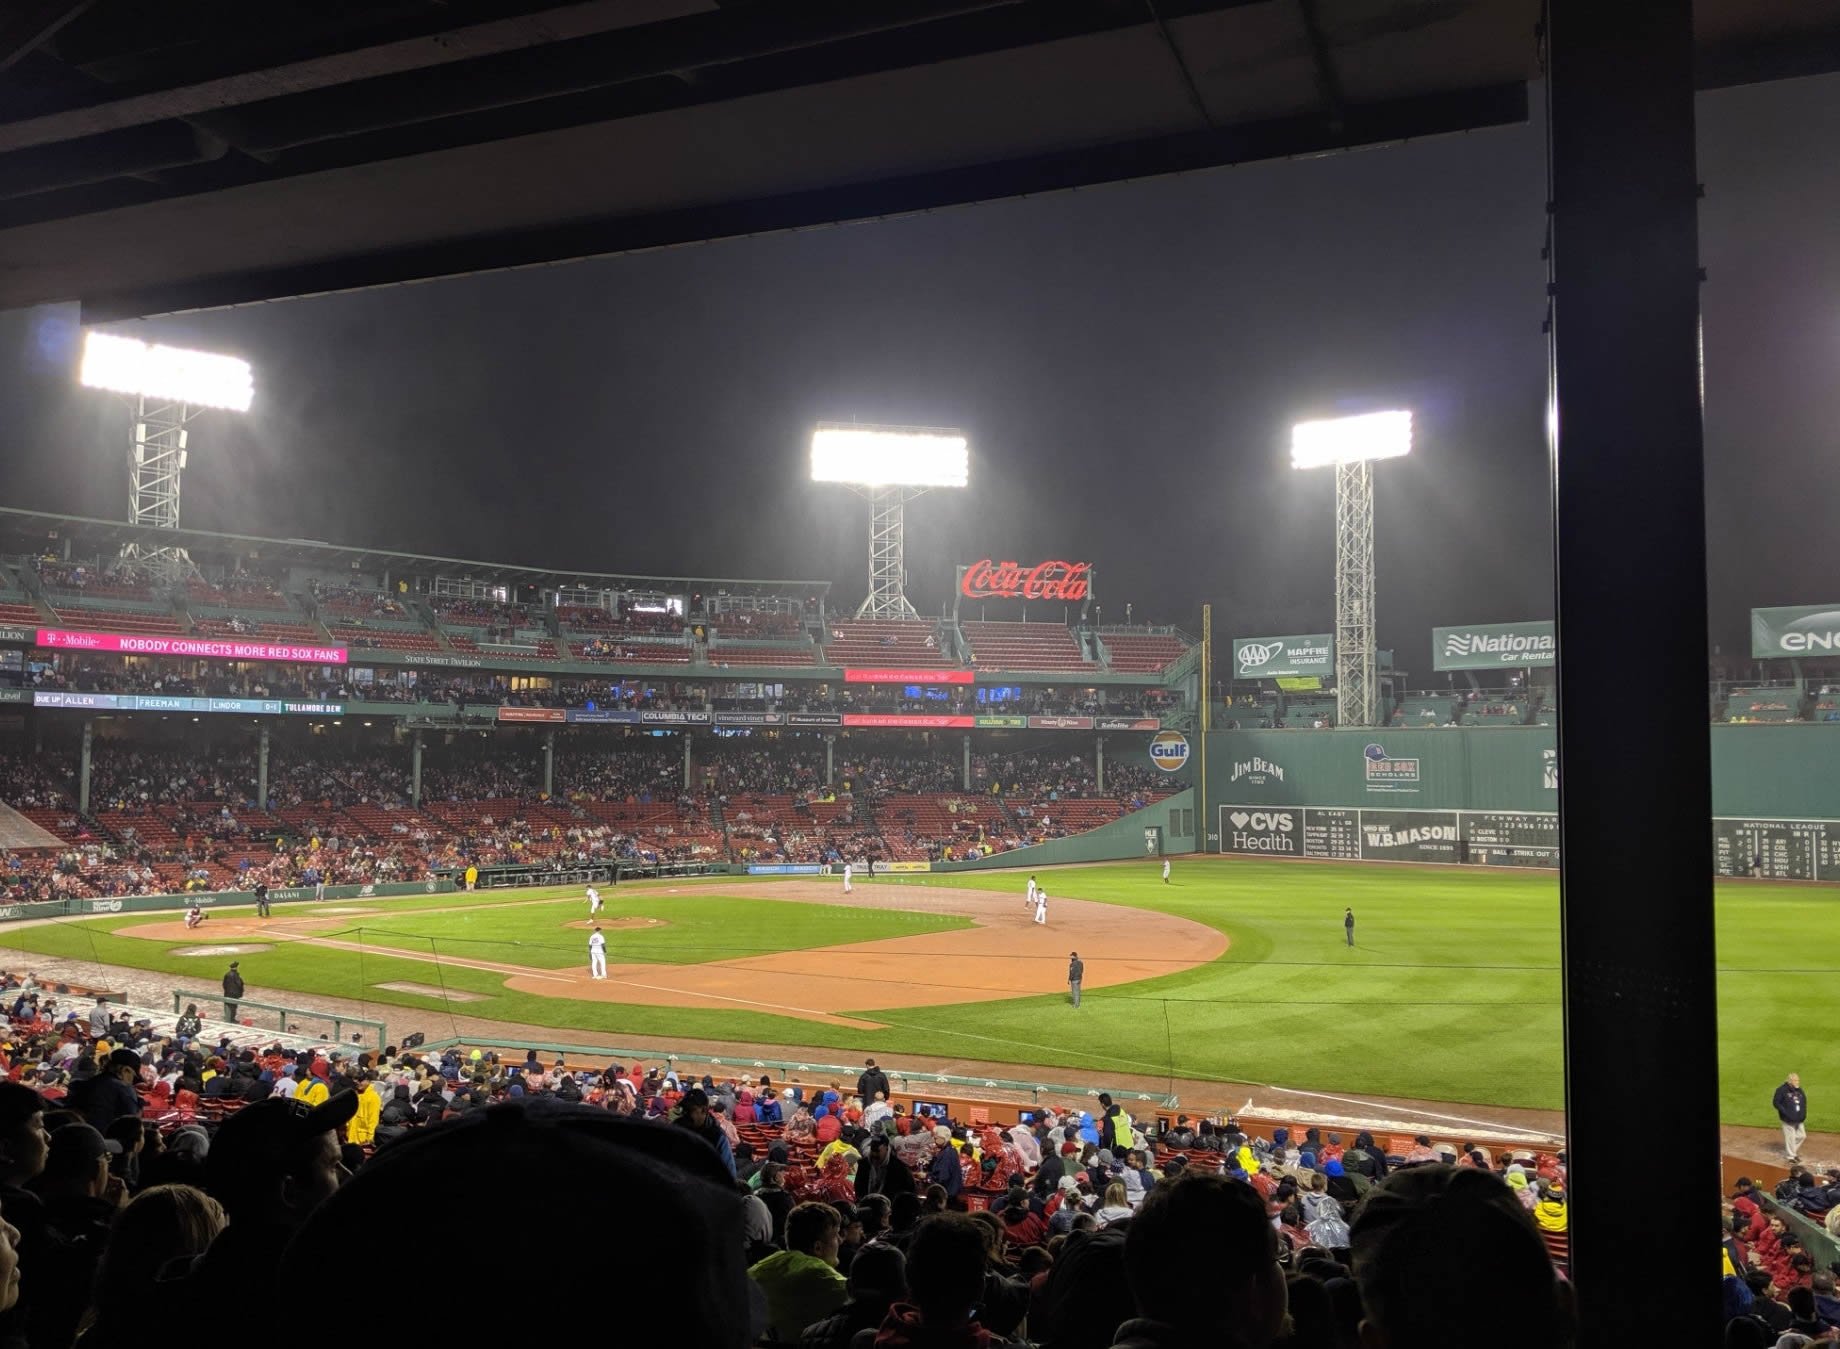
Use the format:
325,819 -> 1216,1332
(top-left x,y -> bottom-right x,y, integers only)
29,1124 -> 122,1349
674,1087 -> 735,1177
69,1051 -> 141,1136
1117,1174 -> 1288,1349
184,1090 -> 358,1290
855,1133 -> 916,1201
801,1242 -> 906,1348
271,1102 -> 759,1348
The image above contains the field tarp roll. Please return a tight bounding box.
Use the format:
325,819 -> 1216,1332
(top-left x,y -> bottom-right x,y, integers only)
934,790 -> 1195,871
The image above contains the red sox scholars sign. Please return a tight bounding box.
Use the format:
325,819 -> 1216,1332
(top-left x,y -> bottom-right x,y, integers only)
960,559 -> 1092,602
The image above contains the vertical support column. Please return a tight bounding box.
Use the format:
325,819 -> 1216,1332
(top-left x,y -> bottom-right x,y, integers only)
257,724 -> 269,809
1548,2 -> 1716,1339
543,728 -> 555,798
825,735 -> 835,787
962,735 -> 971,792
78,718 -> 93,815
411,729 -> 424,808
683,732 -> 693,792
1095,735 -> 1105,795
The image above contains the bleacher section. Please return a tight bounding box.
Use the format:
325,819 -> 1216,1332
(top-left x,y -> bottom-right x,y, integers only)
1726,686 -> 1800,723
1102,630 -> 1189,672
446,632 -> 561,661
877,793 -> 1002,860
48,603 -> 184,635
1394,695 -> 1453,726
1281,699 -> 1337,728
962,621 -> 1093,672
327,622 -> 442,655
192,615 -> 325,642
708,643 -> 820,667
572,638 -> 692,663
822,619 -> 953,667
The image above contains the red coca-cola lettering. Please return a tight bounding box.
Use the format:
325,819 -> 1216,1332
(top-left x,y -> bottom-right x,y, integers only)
960,559 -> 1092,602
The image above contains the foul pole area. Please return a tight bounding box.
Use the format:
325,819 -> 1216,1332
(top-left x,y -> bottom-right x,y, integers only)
1198,603 -> 1211,854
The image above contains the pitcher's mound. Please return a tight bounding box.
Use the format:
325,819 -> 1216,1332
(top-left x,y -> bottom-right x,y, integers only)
171,943 -> 272,957
565,917 -> 670,931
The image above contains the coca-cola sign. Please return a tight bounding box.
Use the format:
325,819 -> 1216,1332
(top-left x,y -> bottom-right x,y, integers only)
961,559 -> 1092,602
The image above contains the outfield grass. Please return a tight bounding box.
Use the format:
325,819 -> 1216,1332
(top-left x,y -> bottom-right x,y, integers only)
4,862 -> 1826,1125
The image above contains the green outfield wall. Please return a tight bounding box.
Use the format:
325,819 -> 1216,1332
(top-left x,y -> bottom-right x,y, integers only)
934,790 -> 1195,871
0,878 -> 455,924
1201,725 -> 1840,877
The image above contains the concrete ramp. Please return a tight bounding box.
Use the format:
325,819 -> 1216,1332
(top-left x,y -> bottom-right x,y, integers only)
0,804 -> 61,851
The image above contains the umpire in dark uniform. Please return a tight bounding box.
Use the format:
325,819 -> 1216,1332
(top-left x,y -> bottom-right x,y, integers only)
1068,952 -> 1084,1008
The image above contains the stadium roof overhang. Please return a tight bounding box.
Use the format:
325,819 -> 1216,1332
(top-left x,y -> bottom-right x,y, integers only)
0,506 -> 832,596
1,0 -> 1833,320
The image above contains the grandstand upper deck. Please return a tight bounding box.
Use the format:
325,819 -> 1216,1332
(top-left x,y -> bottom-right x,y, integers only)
823,618 -> 956,667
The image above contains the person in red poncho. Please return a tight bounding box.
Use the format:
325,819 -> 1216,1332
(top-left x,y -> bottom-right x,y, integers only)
872,1212 -> 1024,1348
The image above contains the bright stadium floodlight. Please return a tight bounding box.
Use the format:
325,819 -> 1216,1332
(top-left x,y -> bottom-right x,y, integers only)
80,329 -> 256,579
80,331 -> 254,412
1289,409 -> 1412,469
1291,409 -> 1413,728
810,422 -> 969,618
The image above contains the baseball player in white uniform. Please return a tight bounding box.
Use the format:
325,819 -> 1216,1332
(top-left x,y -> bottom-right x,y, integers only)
588,926 -> 607,979
1162,858 -> 1171,884
1033,888 -> 1047,925
1026,874 -> 1038,910
587,885 -> 603,914
842,862 -> 853,894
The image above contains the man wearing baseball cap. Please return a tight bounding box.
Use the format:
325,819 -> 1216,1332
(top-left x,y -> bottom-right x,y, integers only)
71,1050 -> 142,1135
30,1124 -> 120,1349
182,1090 -> 358,1290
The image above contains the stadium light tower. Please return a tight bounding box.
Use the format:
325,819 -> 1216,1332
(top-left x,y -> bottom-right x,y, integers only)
79,330 -> 254,578
1290,409 -> 1412,728
810,423 -> 968,619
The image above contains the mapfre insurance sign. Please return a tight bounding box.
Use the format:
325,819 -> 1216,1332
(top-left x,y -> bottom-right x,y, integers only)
960,559 -> 1092,602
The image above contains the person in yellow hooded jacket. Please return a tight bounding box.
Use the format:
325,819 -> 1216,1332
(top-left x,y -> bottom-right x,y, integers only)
1533,1183 -> 1568,1232
346,1073 -> 382,1146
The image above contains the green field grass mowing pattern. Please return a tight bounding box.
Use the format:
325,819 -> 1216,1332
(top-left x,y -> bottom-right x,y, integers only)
5,863 -> 1827,1125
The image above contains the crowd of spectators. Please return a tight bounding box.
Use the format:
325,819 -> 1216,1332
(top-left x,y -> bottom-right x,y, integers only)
0,997 -> 1584,1349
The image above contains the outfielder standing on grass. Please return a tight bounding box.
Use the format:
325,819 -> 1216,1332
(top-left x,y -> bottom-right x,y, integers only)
1344,907 -> 1356,947
1068,951 -> 1083,1008
1162,856 -> 1171,884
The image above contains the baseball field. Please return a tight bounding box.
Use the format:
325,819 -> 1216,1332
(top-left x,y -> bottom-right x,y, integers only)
0,857 -> 1824,1127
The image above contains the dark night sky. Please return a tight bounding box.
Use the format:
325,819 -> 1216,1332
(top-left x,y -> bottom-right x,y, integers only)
1,73 -> 1836,670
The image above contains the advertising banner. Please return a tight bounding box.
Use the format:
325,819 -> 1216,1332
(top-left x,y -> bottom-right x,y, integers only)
1232,634 -> 1333,679
1361,741 -> 1421,795
715,711 -> 784,726
36,627 -> 348,665
1095,716 -> 1161,732
1028,715 -> 1094,730
843,668 -> 975,686
497,706 -> 566,723
1432,620 -> 1555,669
566,708 -> 644,724
0,688 -> 31,705
959,559 -> 1092,602
1751,605 -> 1840,658
841,714 -> 975,729
640,709 -> 711,725
973,715 -> 1029,728
0,628 -> 31,646
1149,729 -> 1191,773
1358,807 -> 1460,861
879,861 -> 933,873
402,652 -> 483,668
785,712 -> 842,727
746,863 -> 824,875
33,692 -> 343,716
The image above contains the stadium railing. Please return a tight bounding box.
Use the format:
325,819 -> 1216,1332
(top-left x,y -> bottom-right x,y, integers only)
170,987 -> 387,1050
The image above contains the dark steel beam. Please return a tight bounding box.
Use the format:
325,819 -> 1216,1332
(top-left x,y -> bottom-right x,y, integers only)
76,80 -> 1525,319
1547,0 -> 1719,1341
0,0 -> 94,74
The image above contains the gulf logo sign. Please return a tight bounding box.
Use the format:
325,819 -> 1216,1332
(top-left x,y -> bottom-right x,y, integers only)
1148,730 -> 1191,773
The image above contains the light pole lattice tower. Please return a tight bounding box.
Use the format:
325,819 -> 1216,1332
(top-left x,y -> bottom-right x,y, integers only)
809,422 -> 969,620
122,395 -> 199,577
1333,459 -> 1378,728
1291,410 -> 1411,730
